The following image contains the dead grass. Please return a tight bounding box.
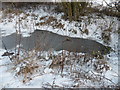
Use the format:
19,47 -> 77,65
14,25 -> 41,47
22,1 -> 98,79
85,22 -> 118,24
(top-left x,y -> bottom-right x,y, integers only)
1,46 -> 114,86
36,16 -> 65,29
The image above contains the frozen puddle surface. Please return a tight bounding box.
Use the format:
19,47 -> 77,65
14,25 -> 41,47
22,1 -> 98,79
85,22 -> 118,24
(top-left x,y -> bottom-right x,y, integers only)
2,30 -> 111,55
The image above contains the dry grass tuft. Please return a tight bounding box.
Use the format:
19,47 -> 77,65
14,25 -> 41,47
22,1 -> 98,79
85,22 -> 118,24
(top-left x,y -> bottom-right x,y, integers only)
36,16 -> 65,29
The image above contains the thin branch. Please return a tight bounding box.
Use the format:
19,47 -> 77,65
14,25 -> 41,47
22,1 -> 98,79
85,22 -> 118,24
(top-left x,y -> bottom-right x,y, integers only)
103,0 -> 113,8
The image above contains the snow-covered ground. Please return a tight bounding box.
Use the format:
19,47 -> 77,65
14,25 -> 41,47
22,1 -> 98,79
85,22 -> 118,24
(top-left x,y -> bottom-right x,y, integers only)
0,3 -> 119,89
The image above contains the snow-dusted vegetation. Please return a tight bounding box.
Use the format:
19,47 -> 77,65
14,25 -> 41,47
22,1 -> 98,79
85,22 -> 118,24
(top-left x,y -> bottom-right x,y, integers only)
0,1 -> 119,89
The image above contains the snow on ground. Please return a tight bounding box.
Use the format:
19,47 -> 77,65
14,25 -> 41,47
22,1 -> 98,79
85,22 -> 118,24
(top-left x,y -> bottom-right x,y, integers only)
0,3 -> 119,88
0,49 -> 74,89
